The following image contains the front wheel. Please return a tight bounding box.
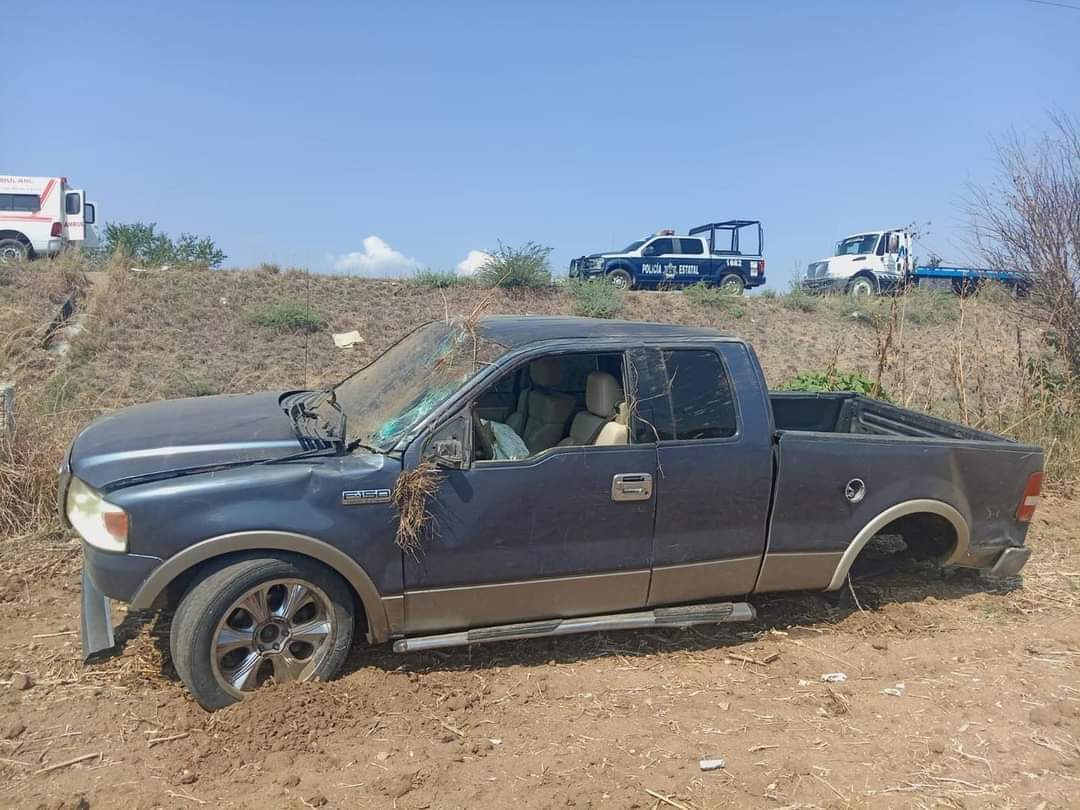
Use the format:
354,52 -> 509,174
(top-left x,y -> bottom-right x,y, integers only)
718,273 -> 745,295
170,556 -> 355,711
606,268 -> 633,290
0,239 -> 29,264
847,275 -> 878,299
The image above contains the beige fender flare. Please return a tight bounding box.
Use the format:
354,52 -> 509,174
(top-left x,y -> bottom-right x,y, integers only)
825,499 -> 970,591
129,531 -> 394,642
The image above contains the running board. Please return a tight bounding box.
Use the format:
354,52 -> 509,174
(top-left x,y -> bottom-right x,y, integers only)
392,601 -> 756,653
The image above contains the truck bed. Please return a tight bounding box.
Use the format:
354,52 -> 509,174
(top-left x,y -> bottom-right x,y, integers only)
769,391 -> 1009,443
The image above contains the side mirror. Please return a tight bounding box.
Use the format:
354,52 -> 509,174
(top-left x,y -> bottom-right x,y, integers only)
887,234 -> 900,254
422,413 -> 470,468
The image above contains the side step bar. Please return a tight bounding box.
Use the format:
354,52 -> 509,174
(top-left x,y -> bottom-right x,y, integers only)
392,601 -> 755,653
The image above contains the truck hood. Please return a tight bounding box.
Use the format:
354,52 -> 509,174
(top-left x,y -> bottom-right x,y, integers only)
68,392 -> 302,490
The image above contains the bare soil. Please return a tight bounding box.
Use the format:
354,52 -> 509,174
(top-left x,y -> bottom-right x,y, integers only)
0,499 -> 1076,809
1,264 -> 1077,808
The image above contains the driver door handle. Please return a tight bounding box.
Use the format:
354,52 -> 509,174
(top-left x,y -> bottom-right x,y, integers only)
612,473 -> 653,502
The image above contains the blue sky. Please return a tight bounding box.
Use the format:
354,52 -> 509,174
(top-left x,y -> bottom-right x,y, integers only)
4,1 -> 1078,284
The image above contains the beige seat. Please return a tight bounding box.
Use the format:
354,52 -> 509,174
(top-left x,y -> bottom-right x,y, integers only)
558,372 -> 629,447
505,358 -> 576,453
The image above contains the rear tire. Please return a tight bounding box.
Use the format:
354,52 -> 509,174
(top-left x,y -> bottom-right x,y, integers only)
607,268 -> 633,290
718,273 -> 745,295
0,239 -> 29,264
170,555 -> 355,711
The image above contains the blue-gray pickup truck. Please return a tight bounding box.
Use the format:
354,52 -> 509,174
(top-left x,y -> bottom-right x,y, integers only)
62,317 -> 1044,709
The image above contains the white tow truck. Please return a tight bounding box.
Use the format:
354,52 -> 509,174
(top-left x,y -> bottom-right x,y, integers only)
802,227 -> 1029,298
0,175 -> 102,262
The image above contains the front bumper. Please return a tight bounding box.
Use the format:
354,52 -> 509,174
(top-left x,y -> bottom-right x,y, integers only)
79,543 -> 163,660
800,277 -> 847,293
81,568 -> 115,659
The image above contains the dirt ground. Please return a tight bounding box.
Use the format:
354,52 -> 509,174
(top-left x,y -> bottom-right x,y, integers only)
1,496 -> 1076,809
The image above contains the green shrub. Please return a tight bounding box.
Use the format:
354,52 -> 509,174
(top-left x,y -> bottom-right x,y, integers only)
248,300 -> 326,333
568,279 -> 623,319
781,288 -> 819,313
901,287 -> 957,326
410,269 -> 475,289
105,222 -> 226,268
683,282 -> 740,309
475,241 -> 553,289
758,289 -> 778,300
778,369 -> 888,400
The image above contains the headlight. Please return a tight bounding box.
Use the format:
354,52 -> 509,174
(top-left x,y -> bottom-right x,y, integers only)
587,257 -> 605,269
66,477 -> 129,552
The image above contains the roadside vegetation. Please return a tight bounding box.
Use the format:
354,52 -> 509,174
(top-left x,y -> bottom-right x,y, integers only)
248,299 -> 327,333
104,221 -> 227,268
567,278 -> 623,318
475,241 -> 553,288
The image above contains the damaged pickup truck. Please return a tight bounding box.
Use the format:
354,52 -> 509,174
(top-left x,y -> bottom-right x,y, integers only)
62,316 -> 1045,709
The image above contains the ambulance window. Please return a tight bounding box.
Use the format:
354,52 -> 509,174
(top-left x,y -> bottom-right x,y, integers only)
0,194 -> 40,212
65,193 -> 81,215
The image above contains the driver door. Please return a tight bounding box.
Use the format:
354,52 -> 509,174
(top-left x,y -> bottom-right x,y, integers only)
401,351 -> 658,635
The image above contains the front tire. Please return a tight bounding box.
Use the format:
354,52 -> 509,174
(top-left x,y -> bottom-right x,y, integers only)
847,274 -> 878,299
606,268 -> 633,290
0,239 -> 29,264
170,556 -> 355,711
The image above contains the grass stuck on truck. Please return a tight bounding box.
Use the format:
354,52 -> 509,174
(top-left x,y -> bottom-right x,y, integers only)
569,220 -> 766,293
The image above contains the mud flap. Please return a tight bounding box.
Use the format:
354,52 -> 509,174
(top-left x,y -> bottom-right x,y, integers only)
81,568 -> 115,660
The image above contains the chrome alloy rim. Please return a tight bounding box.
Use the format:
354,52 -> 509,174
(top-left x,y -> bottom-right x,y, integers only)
211,578 -> 334,697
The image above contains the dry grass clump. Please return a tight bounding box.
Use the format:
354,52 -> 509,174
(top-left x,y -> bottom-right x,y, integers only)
391,462 -> 443,557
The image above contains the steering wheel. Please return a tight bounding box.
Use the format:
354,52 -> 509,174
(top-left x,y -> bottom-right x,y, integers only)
471,411 -> 495,461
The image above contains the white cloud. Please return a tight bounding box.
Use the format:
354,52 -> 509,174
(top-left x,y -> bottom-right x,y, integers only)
331,236 -> 419,277
455,249 -> 491,277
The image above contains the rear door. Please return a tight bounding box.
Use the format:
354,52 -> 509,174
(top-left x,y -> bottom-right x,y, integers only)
639,343 -> 773,605
62,189 -> 85,244
670,237 -> 709,286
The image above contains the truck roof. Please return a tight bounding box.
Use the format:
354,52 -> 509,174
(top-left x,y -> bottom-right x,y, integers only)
475,315 -> 731,349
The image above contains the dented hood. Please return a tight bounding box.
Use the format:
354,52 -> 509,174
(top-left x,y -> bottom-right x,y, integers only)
68,392 -> 301,490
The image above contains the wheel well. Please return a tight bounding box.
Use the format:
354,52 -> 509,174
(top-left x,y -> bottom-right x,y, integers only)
161,549 -> 369,635
606,264 -> 632,275
0,230 -> 32,245
866,513 -> 958,560
847,271 -> 877,287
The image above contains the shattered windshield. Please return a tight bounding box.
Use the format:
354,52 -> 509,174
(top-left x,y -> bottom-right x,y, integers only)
335,321 -> 506,452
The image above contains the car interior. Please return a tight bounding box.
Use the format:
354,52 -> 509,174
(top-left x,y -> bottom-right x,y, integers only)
471,352 -> 630,462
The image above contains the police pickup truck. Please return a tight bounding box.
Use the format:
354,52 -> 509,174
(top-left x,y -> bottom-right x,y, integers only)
569,220 -> 766,294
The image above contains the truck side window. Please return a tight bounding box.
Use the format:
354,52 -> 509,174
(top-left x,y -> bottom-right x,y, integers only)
656,350 -> 737,440
643,238 -> 674,256
676,239 -> 704,255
